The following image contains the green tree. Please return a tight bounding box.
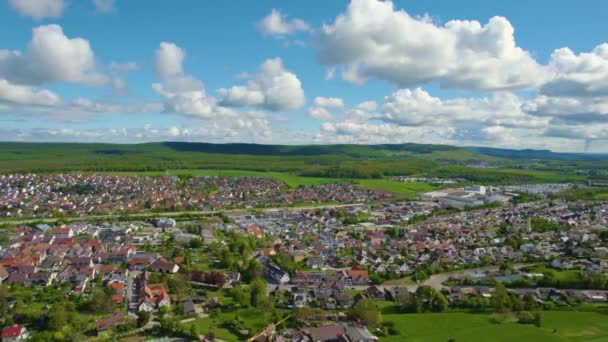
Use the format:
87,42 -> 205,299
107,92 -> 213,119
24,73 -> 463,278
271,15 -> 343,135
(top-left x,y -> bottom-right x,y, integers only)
243,259 -> 263,283
250,278 -> 268,308
491,283 -> 511,313
431,292 -> 449,312
351,298 -> 381,328
137,311 -> 151,328
189,238 -> 204,249
47,305 -> 68,331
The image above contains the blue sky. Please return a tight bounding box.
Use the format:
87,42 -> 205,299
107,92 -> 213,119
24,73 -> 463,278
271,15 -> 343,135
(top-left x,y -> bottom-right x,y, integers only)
1,0 -> 608,152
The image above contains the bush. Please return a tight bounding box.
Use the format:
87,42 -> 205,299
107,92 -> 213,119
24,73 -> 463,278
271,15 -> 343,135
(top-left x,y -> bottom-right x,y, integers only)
517,311 -> 541,327
516,311 -> 535,324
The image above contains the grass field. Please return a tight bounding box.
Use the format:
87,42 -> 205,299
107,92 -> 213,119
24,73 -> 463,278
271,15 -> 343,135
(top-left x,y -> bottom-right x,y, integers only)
380,311 -> 608,342
181,307 -> 280,342
355,179 -> 436,197
527,265 -> 582,283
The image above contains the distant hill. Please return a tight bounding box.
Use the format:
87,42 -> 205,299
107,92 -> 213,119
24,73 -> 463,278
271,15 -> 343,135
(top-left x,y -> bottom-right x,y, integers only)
0,141 -> 603,184
467,146 -> 608,161
161,142 -> 460,157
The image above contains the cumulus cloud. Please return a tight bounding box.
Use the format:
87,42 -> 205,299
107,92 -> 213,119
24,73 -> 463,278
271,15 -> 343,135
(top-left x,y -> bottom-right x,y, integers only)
317,120 -> 456,145
257,9 -> 310,36
0,79 -> 61,106
523,95 -> 608,124
313,96 -> 344,108
307,107 -> 332,121
154,42 -> 185,80
381,88 -> 544,128
0,114 -> 278,144
93,0 -> 114,13
0,25 -> 107,86
542,44 -> 608,97
7,0 -> 64,19
544,124 -> 608,141
314,0 -> 546,91
152,42 -> 229,119
219,58 -> 305,111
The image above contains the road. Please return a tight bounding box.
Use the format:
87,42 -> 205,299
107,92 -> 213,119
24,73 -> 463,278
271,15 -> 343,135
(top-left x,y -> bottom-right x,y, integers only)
127,271 -> 140,314
420,263 -> 534,290
0,203 -> 365,225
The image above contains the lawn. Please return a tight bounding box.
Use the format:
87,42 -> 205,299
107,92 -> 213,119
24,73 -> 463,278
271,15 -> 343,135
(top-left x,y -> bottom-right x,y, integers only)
527,265 -> 582,283
181,307 -> 280,342
383,276 -> 417,286
182,316 -> 239,342
354,179 -> 435,198
380,311 -> 608,342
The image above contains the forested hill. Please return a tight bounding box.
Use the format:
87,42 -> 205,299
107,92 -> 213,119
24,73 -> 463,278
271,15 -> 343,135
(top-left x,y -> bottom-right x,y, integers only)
467,146 -> 608,161
0,142 -> 605,183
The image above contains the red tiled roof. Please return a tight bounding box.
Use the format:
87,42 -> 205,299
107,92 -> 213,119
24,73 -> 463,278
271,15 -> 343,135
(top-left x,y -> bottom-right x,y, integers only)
1,325 -> 24,338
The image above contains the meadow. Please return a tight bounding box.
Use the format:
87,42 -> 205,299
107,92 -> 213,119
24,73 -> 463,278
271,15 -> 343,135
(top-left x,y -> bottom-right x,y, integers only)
380,311 -> 608,342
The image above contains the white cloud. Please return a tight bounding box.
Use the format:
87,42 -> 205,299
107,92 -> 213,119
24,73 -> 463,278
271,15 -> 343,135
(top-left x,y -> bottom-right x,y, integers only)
167,126 -> 181,137
257,9 -> 310,36
154,42 -> 186,80
307,107 -> 332,121
355,101 -> 377,112
152,42 -> 233,119
93,0 -> 114,13
523,95 -> 608,124
317,120 -> 456,145
0,25 -> 107,86
544,124 -> 608,141
219,58 -> 305,111
314,0 -> 546,90
381,88 -> 543,128
313,96 -> 344,108
109,61 -> 138,90
7,0 -> 64,19
0,79 -> 61,106
542,44 -> 608,97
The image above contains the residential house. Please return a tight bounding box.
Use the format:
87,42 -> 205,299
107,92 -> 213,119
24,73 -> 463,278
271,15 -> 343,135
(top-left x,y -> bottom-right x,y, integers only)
138,273 -> 171,312
149,258 -> 179,274
96,313 -> 129,332
51,228 -> 73,239
183,300 -> 196,315
307,324 -> 345,342
365,286 -> 385,300
1,325 -> 28,342
347,267 -> 369,285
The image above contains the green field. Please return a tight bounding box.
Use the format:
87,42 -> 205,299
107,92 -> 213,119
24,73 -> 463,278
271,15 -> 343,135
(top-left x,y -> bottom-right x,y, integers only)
527,265 -> 582,283
355,179 -> 436,197
380,311 -> 608,342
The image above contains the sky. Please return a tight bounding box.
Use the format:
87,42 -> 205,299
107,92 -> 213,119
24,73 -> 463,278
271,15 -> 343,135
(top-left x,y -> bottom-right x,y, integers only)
1,0 -> 608,152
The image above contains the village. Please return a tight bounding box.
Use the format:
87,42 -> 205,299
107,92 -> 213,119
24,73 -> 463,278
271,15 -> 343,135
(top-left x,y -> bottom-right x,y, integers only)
0,178 -> 607,341
0,174 -> 390,218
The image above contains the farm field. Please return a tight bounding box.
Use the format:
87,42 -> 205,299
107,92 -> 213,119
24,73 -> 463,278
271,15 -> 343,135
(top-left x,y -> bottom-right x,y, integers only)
380,311 -> 608,342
